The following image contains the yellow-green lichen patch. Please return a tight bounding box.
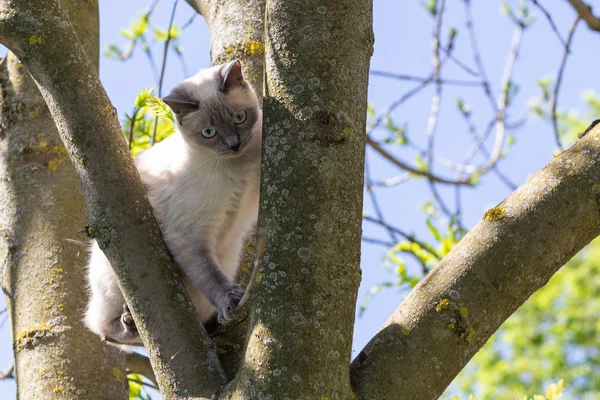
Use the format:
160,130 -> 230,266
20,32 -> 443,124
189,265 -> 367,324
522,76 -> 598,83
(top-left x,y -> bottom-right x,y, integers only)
435,298 -> 450,314
592,183 -> 600,193
225,38 -> 265,58
255,270 -> 263,284
52,386 -> 63,394
29,35 -> 43,46
112,367 -> 125,383
483,205 -> 505,222
401,326 -> 411,336
47,157 -> 67,171
463,328 -> 475,342
459,307 -> 468,318
243,40 -> 264,56
15,322 -> 53,351
343,127 -> 353,136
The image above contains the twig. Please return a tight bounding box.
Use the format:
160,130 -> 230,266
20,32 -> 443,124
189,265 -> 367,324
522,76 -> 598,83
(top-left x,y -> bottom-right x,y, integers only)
566,0 -> 600,32
128,377 -> 159,391
367,79 -> 432,134
531,0 -> 567,46
367,137 -> 472,186
463,0 -> 496,111
363,216 -> 442,260
551,17 -> 581,151
373,173 -> 412,188
362,237 -> 395,248
365,153 -> 398,243
152,0 -> 179,145
0,364 -> 14,380
426,0 -> 445,172
475,23 -> 524,176
370,70 -> 483,87
440,45 -> 479,77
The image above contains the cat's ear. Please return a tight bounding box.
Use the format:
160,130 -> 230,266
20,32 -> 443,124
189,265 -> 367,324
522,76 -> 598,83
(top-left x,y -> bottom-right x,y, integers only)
162,86 -> 199,117
220,60 -> 245,93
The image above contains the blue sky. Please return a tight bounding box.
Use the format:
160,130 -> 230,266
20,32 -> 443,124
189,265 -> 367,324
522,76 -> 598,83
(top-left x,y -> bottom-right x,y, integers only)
1,0 -> 599,398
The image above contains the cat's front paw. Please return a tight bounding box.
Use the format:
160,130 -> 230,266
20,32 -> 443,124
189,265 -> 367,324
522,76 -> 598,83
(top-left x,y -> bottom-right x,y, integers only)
216,285 -> 244,323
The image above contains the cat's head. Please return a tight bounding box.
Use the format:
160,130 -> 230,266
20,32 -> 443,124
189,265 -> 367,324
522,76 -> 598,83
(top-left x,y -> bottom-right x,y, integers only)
163,60 -> 260,157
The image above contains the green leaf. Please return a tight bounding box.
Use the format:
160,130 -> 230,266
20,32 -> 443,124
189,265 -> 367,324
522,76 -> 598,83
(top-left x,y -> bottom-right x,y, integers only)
425,218 -> 442,241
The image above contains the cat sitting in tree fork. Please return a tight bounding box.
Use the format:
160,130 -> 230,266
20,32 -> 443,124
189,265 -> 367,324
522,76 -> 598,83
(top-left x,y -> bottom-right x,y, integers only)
84,60 -> 262,345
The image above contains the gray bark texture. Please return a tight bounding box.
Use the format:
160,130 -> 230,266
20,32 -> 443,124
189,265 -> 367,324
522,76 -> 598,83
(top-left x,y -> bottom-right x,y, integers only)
0,1 -> 127,399
350,125 -> 600,399
223,0 -> 373,398
0,1 -> 226,398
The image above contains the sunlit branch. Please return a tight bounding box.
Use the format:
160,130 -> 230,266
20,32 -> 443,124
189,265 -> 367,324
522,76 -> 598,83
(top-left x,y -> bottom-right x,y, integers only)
551,17 -> 581,151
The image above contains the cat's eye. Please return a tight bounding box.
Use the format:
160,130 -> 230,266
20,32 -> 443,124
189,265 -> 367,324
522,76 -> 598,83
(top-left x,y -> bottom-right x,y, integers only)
202,127 -> 217,138
234,110 -> 247,124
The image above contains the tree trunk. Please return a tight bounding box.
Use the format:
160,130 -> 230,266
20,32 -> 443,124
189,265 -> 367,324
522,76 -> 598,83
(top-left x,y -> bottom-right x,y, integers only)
0,2 -> 127,399
223,0 -> 373,397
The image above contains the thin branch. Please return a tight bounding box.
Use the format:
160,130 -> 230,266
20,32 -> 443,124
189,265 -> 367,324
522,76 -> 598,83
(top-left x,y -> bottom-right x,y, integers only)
367,79 -> 432,134
566,0 -> 600,32
373,173 -> 412,188
531,0 -> 567,46
370,70 -> 483,87
366,136 -> 472,186
463,0 -> 496,111
152,0 -> 179,145
475,23 -> 524,176
365,153 -> 399,243
551,17 -> 581,151
0,364 -> 13,380
440,45 -> 479,77
128,377 -> 159,391
362,237 -> 395,248
363,216 -> 442,260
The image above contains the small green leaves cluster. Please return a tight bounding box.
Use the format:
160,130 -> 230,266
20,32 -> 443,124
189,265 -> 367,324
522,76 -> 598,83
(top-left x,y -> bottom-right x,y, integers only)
105,9 -> 183,62
360,215 -> 463,316
446,379 -> 566,400
124,88 -> 175,156
531,85 -> 600,147
128,373 -> 153,400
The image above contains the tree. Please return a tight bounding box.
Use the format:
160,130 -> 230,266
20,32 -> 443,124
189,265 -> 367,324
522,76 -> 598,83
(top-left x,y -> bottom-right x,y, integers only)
0,1 -> 127,398
0,0 -> 599,399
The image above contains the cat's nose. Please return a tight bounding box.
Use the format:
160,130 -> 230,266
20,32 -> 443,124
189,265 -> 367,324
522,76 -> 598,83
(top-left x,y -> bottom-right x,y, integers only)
225,134 -> 241,151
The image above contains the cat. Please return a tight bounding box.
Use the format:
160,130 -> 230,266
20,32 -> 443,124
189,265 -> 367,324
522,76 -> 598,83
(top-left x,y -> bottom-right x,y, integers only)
84,60 -> 262,345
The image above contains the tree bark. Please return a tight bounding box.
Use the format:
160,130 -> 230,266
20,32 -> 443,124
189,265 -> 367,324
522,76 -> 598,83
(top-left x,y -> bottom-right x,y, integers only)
0,1 -> 226,398
350,125 -> 600,399
0,2 -> 127,399
223,0 -> 373,397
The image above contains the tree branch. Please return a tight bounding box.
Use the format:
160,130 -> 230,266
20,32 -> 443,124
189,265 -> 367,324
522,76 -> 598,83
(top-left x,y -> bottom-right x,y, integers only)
0,1 -> 226,398
0,364 -> 13,380
567,0 -> 600,32
350,123 -> 600,398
